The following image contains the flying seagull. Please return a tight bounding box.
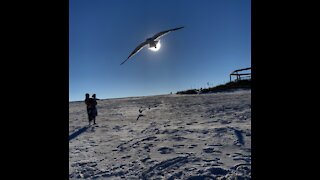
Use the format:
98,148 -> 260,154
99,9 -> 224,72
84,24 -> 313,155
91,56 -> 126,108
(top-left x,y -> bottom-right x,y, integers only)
120,26 -> 184,65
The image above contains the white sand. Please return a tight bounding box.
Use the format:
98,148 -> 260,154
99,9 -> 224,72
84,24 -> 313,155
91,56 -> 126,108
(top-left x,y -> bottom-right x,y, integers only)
69,90 -> 251,179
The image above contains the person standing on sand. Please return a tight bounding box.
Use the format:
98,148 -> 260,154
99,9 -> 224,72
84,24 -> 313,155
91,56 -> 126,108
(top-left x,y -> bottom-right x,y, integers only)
92,94 -> 99,118
85,93 -> 90,115
85,93 -> 97,125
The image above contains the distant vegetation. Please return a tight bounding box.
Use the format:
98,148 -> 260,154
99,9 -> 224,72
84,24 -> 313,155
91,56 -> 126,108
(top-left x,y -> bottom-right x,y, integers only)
176,79 -> 251,95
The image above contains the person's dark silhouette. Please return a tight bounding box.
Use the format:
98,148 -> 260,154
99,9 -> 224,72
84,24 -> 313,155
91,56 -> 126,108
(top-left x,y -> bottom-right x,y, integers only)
85,93 -> 97,125
85,93 -> 90,116
92,94 -> 99,118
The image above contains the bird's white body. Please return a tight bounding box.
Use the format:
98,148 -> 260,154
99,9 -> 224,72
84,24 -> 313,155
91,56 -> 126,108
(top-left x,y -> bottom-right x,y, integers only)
146,38 -> 159,48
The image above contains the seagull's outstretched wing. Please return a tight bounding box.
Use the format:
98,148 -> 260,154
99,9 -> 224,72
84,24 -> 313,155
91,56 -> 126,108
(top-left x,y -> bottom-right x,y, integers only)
120,41 -> 148,65
152,26 -> 184,40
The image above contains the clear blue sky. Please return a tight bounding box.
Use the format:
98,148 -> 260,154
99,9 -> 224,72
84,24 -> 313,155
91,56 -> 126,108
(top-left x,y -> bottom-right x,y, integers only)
69,0 -> 251,102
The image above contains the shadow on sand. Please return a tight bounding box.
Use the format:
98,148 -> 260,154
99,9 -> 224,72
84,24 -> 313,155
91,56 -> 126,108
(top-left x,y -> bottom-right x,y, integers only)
69,126 -> 89,141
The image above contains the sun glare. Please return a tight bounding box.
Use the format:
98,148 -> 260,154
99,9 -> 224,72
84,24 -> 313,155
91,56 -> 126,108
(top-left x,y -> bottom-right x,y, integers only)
148,41 -> 161,51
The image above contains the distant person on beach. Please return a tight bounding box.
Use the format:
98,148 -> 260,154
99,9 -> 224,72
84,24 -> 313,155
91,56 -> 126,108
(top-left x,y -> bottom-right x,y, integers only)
85,93 -> 90,114
92,94 -> 99,117
85,93 -> 97,125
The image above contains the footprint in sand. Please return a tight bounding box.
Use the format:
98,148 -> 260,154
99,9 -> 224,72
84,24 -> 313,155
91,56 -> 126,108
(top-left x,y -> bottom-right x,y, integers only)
171,136 -> 187,141
142,136 -> 157,141
121,155 -> 131,159
201,130 -> 209,134
158,147 -> 174,154
203,147 -> 215,153
143,144 -> 153,151
140,156 -> 151,163
207,167 -> 230,176
188,144 -> 198,149
220,120 -> 231,124
173,144 -> 185,148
